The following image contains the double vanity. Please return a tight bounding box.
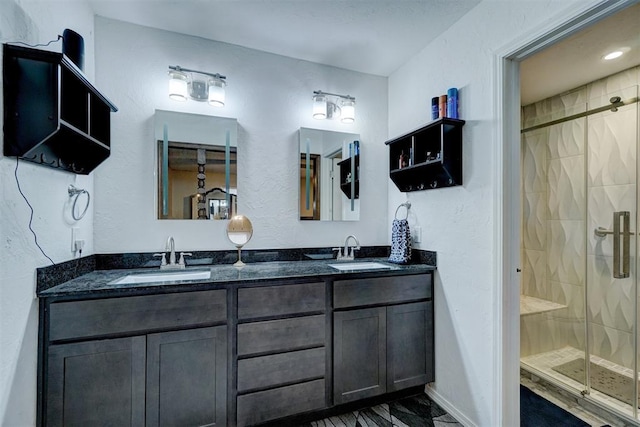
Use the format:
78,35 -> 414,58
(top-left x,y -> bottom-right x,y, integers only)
36,253 -> 435,426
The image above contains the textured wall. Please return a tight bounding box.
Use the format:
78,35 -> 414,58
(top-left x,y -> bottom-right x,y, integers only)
521,110 -> 587,358
387,1 -> 602,425
0,1 -> 96,424
521,66 -> 640,368
93,18 -> 388,254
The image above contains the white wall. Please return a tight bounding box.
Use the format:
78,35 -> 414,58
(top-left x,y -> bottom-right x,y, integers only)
93,17 -> 388,254
387,0 -> 602,425
0,1 -> 96,424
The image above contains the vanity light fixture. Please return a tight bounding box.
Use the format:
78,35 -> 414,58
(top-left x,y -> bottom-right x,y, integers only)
312,90 -> 356,123
168,65 -> 226,107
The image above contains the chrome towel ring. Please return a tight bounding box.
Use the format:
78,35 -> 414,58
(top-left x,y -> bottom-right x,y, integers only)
394,201 -> 411,220
68,185 -> 90,220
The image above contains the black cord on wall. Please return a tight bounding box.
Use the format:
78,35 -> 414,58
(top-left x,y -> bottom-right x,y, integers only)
7,35 -> 62,48
14,158 -> 55,265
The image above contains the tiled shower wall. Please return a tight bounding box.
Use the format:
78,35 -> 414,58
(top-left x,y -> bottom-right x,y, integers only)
521,66 -> 640,369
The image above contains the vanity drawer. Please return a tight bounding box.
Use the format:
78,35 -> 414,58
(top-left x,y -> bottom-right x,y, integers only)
237,315 -> 325,356
238,282 -> 325,319
237,379 -> 325,427
49,290 -> 226,341
334,274 -> 431,309
237,347 -> 325,392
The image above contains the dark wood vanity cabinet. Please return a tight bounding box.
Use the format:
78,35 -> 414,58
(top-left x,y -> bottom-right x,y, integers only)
333,274 -> 434,405
46,336 -> 146,426
387,301 -> 433,391
236,282 -> 327,427
41,290 -> 227,427
334,307 -> 387,403
46,328 -> 227,427
39,270 -> 433,426
146,327 -> 227,427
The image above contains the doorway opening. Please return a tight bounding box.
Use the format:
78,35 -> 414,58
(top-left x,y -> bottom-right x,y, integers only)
499,0 -> 640,425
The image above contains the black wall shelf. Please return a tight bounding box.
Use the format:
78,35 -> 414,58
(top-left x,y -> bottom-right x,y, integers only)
3,44 -> 118,174
338,154 -> 359,199
385,118 -> 465,192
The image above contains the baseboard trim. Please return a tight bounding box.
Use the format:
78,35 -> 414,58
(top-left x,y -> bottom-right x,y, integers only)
424,384 -> 477,427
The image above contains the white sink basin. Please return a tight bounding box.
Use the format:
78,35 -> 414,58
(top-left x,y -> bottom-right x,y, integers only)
328,262 -> 395,271
110,270 -> 212,285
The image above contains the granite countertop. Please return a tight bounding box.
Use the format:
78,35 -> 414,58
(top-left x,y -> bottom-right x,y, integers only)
38,257 -> 435,298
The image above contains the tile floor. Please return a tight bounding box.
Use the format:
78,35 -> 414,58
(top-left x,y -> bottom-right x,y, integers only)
297,394 -> 462,427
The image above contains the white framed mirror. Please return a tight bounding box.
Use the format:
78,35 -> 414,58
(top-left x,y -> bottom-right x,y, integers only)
299,128 -> 360,221
155,110 -> 238,220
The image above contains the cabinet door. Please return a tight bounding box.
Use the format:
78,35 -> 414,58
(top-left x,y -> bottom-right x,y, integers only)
46,336 -> 146,426
387,301 -> 434,391
146,326 -> 227,427
333,307 -> 386,404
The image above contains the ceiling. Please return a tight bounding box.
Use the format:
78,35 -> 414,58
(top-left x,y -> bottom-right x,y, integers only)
87,0 -> 480,77
85,0 -> 639,104
520,1 -> 640,105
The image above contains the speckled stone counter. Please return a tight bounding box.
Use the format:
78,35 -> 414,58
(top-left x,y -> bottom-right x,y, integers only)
36,247 -> 436,298
38,257 -> 435,298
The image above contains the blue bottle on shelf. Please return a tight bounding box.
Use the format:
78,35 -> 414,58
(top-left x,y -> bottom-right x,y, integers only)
431,97 -> 439,120
446,88 -> 458,119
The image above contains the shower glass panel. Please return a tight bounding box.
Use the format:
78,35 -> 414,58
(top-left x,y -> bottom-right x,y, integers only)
521,84 -> 640,420
520,98 -> 588,396
585,86 -> 638,418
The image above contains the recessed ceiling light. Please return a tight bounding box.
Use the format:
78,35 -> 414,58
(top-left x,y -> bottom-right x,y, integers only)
603,50 -> 624,60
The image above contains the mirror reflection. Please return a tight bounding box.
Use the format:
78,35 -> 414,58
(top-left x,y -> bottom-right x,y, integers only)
155,110 -> 238,220
299,128 -> 360,221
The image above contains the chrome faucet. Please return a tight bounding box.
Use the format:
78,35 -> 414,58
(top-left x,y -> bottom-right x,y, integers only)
154,236 -> 191,269
333,234 -> 360,261
167,236 -> 176,266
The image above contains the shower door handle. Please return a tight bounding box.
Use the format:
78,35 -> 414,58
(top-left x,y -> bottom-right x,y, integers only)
613,211 -> 630,279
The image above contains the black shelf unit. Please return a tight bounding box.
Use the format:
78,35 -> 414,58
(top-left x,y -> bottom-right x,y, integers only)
337,154 -> 359,199
385,118 -> 465,192
3,44 -> 118,174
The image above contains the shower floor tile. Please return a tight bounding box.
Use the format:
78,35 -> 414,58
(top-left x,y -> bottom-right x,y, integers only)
522,346 -> 639,418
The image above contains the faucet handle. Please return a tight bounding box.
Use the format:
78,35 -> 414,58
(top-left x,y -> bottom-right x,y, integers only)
332,247 -> 343,259
153,253 -> 167,266
179,252 -> 193,266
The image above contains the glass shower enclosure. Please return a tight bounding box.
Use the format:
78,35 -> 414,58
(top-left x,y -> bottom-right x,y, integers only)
520,83 -> 639,420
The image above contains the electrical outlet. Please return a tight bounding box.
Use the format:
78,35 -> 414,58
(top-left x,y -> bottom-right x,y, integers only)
71,227 -> 80,252
74,239 -> 85,252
